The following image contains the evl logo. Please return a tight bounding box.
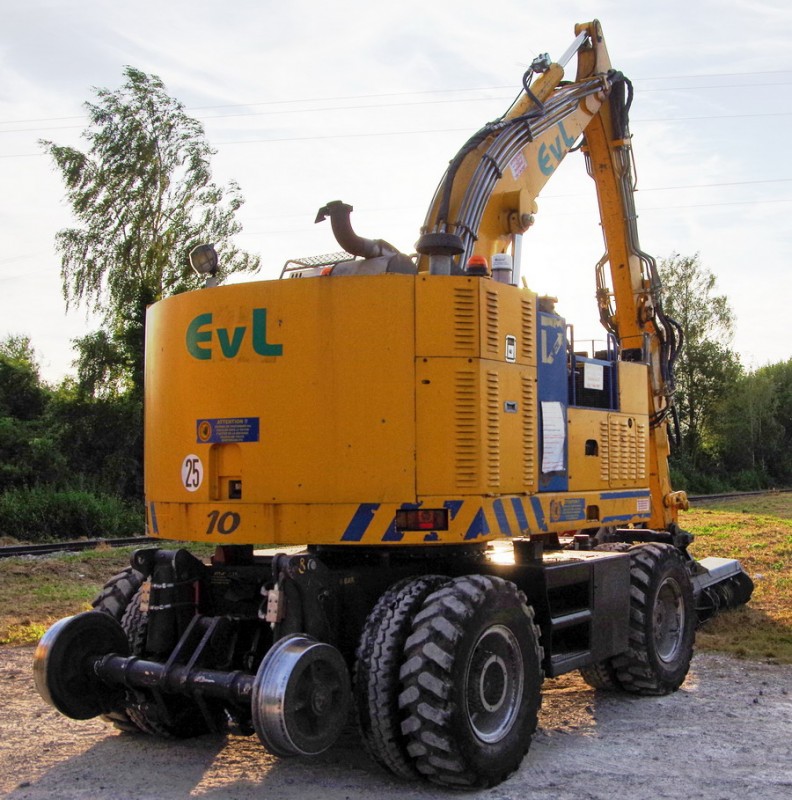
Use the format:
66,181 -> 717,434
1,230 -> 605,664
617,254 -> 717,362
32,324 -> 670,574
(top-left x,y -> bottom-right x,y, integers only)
186,309 -> 283,360
537,121 -> 577,177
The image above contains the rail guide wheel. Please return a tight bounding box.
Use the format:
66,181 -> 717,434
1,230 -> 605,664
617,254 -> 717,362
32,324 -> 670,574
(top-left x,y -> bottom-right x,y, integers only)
251,633 -> 351,757
33,611 -> 130,719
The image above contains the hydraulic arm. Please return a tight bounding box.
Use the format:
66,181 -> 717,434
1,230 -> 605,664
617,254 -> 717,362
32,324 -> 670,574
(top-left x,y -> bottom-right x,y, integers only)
417,19 -> 686,529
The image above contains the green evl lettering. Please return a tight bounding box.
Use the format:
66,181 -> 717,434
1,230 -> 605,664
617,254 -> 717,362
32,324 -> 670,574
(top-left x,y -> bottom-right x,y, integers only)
186,309 -> 284,360
537,121 -> 577,177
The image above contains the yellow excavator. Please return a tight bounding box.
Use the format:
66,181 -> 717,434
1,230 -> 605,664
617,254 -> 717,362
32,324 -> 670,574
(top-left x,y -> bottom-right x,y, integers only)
34,20 -> 752,788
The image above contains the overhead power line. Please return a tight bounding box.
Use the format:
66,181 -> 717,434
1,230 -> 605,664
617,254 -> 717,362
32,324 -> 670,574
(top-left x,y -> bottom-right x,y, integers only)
3,108 -> 791,158
1,69 -> 791,127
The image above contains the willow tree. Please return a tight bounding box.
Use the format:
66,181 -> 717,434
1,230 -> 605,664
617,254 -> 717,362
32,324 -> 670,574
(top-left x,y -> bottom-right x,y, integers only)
42,66 -> 260,399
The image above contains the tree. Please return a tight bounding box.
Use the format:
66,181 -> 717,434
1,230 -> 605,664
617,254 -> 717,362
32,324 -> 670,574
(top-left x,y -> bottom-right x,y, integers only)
41,66 -> 260,399
0,335 -> 64,491
714,360 -> 792,487
658,254 -> 741,468
46,380 -> 143,498
0,335 -> 47,420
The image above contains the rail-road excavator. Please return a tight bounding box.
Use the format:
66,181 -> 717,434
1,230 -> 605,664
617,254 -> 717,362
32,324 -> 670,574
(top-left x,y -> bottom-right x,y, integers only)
34,20 -> 753,788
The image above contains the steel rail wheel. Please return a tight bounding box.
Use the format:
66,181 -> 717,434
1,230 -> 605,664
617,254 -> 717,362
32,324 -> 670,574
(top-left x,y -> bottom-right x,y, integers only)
34,612 -> 129,719
252,633 -> 351,757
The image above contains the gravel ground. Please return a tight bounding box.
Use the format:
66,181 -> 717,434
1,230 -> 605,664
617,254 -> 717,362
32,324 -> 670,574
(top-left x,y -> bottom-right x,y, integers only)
1,644 -> 791,800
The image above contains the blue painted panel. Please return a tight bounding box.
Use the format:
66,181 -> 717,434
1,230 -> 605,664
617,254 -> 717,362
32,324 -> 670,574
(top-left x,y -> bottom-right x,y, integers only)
537,311 -> 568,492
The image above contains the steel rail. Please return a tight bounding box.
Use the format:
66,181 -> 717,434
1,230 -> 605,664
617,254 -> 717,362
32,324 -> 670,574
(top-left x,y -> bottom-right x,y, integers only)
0,536 -> 158,560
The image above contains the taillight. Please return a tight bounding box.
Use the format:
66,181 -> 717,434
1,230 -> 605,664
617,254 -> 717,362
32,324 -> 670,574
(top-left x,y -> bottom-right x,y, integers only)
394,508 -> 449,531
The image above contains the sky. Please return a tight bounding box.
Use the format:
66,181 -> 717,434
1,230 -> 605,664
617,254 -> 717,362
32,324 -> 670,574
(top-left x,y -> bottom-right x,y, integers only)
1,0 -> 790,382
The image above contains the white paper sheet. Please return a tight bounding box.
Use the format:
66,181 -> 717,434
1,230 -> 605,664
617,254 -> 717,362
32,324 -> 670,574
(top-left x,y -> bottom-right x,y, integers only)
584,362 -> 604,391
541,401 -> 566,473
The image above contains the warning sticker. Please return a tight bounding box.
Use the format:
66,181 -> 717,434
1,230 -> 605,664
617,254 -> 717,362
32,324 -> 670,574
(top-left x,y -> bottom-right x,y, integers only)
197,417 -> 260,444
509,151 -> 528,180
549,497 -> 586,523
637,497 -> 651,514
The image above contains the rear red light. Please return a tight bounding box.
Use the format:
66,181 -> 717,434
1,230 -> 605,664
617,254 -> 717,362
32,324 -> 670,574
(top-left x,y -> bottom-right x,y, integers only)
394,508 -> 449,531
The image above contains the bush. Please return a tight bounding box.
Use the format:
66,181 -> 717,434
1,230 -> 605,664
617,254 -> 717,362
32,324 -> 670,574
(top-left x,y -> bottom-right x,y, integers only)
0,487 -> 143,542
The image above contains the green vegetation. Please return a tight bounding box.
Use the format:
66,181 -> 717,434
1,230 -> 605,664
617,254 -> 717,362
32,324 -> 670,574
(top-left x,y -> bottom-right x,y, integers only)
687,493 -> 792,663
0,336 -> 144,542
0,488 -> 141,543
660,254 -> 792,492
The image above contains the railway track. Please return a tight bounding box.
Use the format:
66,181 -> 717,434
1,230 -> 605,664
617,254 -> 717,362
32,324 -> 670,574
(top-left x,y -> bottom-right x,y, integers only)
0,536 -> 159,559
1,489 -> 788,559
687,488 -> 791,503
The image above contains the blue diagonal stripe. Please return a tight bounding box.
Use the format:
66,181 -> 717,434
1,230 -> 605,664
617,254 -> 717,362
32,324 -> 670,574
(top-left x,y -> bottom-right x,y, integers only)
341,503 -> 379,542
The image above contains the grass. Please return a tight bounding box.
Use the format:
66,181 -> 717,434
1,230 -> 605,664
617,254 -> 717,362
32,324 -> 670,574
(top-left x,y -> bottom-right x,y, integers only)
0,543 -> 216,646
1,495 -> 790,663
0,546 -> 137,645
686,492 -> 792,664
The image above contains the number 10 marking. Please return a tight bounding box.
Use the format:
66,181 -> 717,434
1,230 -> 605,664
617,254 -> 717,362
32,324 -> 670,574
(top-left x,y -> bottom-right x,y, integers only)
206,510 -> 241,535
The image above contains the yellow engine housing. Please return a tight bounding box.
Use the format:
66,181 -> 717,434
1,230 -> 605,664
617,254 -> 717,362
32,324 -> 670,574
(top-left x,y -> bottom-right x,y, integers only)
145,274 -> 653,546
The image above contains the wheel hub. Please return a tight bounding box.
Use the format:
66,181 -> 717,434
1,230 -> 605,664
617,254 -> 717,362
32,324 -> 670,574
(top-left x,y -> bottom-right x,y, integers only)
465,624 -> 524,744
654,577 -> 685,663
478,654 -> 508,712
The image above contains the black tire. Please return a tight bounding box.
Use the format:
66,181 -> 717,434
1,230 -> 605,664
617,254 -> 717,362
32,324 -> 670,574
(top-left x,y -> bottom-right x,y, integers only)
91,568 -> 145,733
579,659 -> 622,691
613,543 -> 695,695
354,575 -> 450,780
398,575 -> 543,788
120,591 -> 226,739
92,567 -> 145,620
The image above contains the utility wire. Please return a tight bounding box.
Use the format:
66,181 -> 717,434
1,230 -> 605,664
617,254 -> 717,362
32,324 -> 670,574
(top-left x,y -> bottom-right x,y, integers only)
1,70 -> 791,127
3,109 -> 791,158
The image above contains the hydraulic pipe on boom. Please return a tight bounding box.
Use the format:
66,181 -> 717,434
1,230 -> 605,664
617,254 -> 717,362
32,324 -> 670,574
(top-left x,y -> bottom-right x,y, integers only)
417,19 -> 686,531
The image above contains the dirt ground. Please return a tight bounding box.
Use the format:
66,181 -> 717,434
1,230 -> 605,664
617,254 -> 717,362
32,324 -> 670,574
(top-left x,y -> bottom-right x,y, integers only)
1,644 -> 790,800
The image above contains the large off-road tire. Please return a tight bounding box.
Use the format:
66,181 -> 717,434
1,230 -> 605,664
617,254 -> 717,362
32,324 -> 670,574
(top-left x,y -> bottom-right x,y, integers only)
120,591 -> 226,739
613,543 -> 696,695
91,567 -> 145,732
398,575 -> 544,788
354,575 -> 450,780
92,566 -> 145,620
579,659 -> 622,691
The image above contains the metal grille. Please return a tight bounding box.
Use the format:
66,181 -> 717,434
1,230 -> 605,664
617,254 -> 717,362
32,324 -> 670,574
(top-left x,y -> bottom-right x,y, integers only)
484,289 -> 499,357
280,252 -> 354,278
486,370 -> 500,486
454,370 -> 478,487
521,297 -> 535,361
600,416 -> 647,483
521,374 -> 536,489
452,287 -> 477,353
